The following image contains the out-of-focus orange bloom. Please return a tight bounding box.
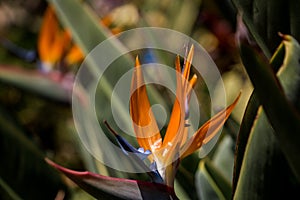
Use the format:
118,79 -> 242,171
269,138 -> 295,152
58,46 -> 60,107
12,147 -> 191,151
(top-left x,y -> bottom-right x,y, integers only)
38,6 -> 72,71
37,6 -> 123,72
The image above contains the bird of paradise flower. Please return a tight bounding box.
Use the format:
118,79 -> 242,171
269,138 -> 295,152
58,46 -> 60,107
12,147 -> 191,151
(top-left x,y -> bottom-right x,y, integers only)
46,45 -> 240,199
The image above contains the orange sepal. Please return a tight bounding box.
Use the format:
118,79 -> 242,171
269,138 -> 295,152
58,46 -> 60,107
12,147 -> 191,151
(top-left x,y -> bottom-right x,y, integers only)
130,56 -> 162,152
180,93 -> 241,159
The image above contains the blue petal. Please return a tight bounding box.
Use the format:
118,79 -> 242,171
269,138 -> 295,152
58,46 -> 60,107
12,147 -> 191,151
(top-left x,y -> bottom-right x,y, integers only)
114,133 -> 151,160
104,121 -> 164,183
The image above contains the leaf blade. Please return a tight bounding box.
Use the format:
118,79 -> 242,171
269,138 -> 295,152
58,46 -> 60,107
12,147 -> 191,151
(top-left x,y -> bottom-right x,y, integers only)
46,159 -> 178,200
0,65 -> 70,102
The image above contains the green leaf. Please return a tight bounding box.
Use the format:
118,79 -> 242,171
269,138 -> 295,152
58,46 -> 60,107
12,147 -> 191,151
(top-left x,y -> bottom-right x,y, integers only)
232,38 -> 285,194
176,153 -> 200,200
239,35 -> 300,180
195,159 -> 232,200
233,1 -> 271,58
0,106 -> 67,199
231,91 -> 259,194
212,135 -> 235,184
46,159 -> 178,200
233,35 -> 300,198
174,179 -> 190,200
0,65 -> 70,102
234,109 -> 299,199
232,0 -> 298,57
